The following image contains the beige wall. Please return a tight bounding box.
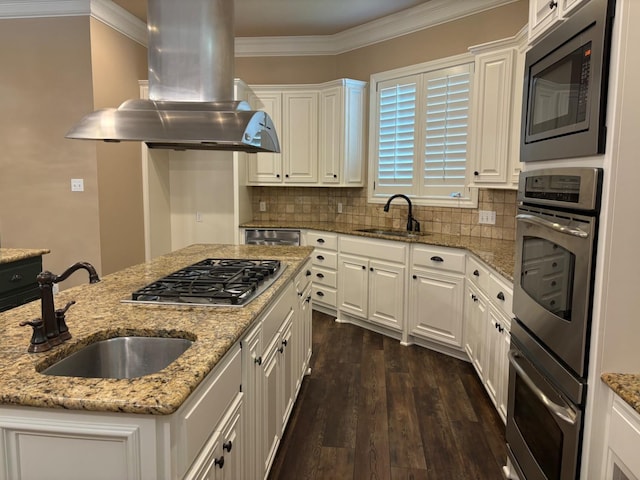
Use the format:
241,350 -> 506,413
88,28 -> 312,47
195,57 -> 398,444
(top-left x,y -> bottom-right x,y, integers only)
90,18 -> 147,275
0,16 -> 147,288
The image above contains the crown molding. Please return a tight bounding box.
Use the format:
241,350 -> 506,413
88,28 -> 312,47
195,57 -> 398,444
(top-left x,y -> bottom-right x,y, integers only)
0,0 -> 147,46
235,0 -> 521,57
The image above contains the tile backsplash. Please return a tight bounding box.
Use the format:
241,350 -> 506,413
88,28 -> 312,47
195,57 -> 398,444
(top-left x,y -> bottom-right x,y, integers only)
250,187 -> 517,241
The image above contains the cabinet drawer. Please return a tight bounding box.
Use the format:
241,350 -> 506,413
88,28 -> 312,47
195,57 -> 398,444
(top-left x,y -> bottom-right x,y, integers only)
0,285 -> 41,312
488,273 -> 513,319
609,396 -> 640,478
182,345 -> 241,470
312,285 -> 337,307
312,250 -> 338,270
412,246 -> 465,273
295,260 -> 313,296
0,257 -> 41,295
340,236 -> 407,264
467,256 -> 490,293
311,266 -> 337,288
307,231 -> 338,250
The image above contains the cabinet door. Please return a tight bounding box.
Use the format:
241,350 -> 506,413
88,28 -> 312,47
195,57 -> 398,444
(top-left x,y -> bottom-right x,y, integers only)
471,48 -> 516,185
368,260 -> 405,332
280,311 -> 295,430
240,322 -> 262,480
529,0 -> 561,42
485,308 -> 503,409
338,254 -> 369,318
218,396 -> 243,480
261,334 -> 282,478
282,91 -> 318,183
464,284 -> 488,378
247,90 -> 283,184
319,86 -> 342,184
409,268 -> 464,347
300,283 -> 313,377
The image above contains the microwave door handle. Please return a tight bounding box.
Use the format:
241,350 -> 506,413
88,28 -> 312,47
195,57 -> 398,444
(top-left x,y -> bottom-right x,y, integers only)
508,350 -> 577,425
516,213 -> 589,239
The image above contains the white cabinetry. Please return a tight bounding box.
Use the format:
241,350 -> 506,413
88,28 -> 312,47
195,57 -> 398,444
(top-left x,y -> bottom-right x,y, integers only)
463,255 -> 513,423
247,79 -> 366,187
338,236 -> 407,334
407,245 -> 465,355
306,230 -> 339,310
247,87 -> 318,184
605,394 -> 640,480
469,29 -> 526,189
528,0 -> 589,44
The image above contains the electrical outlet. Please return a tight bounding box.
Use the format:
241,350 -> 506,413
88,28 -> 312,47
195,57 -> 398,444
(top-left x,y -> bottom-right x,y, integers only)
70,178 -> 84,192
337,202 -> 343,214
478,210 -> 496,225
196,211 -> 203,222
259,201 -> 267,212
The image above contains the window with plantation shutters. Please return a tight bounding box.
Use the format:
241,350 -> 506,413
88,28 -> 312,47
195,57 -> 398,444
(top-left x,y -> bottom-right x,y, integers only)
370,56 -> 477,207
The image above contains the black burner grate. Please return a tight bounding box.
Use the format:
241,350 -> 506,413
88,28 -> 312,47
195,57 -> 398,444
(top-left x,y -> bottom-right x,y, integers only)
130,258 -> 282,306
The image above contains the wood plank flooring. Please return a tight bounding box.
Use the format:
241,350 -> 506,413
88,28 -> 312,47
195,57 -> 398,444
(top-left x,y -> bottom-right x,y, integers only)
268,311 -> 507,480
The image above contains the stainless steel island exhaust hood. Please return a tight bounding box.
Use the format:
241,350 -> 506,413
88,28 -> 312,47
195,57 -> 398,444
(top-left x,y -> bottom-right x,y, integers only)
66,0 -> 279,153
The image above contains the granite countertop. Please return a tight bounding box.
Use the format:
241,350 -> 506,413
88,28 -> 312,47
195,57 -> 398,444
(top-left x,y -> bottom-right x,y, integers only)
0,248 -> 50,264
241,221 -> 516,280
602,373 -> 640,415
0,244 -> 313,415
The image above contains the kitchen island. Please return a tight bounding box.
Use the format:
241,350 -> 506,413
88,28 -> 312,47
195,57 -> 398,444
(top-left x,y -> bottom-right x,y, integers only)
0,243 -> 314,480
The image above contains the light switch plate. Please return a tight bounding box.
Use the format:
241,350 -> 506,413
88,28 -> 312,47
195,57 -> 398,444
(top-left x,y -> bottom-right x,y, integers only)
478,210 -> 496,224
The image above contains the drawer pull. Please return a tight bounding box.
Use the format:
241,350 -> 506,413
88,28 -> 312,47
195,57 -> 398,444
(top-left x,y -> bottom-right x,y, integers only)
473,270 -> 480,277
214,456 -> 225,468
10,274 -> 23,282
316,291 -> 325,297
223,441 -> 233,452
430,256 -> 444,263
306,296 -> 311,303
255,356 -> 263,366
316,255 -> 325,261
497,292 -> 505,301
306,270 -> 311,277
317,238 -> 325,244
316,273 -> 325,279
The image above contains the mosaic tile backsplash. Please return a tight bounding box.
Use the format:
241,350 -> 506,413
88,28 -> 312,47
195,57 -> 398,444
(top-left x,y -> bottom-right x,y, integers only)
250,187 -> 517,241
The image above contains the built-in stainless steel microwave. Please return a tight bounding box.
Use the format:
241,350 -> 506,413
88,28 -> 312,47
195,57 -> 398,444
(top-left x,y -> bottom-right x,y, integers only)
521,0 -> 616,162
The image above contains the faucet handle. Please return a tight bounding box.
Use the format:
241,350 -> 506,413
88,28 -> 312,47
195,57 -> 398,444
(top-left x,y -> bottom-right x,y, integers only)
55,300 -> 76,342
413,219 -> 420,232
19,319 -> 52,353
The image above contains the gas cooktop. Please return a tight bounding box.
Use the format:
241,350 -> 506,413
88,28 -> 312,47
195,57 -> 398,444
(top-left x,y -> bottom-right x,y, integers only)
125,258 -> 284,307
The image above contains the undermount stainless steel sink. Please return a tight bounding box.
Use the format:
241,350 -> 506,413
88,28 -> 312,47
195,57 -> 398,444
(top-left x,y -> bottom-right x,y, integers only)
354,228 -> 427,238
40,336 -> 194,379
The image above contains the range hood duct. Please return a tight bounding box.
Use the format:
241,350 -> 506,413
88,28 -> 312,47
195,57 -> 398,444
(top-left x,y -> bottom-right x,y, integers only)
65,0 -> 279,153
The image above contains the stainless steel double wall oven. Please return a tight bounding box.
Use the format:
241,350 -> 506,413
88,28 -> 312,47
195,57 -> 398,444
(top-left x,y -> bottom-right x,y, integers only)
507,167 -> 603,480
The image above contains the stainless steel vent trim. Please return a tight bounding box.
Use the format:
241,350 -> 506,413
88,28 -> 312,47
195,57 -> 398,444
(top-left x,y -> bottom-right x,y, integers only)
66,0 -> 280,153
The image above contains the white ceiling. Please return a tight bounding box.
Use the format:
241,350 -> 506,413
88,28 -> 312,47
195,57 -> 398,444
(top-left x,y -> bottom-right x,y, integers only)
111,0 -> 434,37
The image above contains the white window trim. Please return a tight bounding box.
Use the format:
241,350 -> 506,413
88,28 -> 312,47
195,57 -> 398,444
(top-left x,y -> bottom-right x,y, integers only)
367,52 -> 479,208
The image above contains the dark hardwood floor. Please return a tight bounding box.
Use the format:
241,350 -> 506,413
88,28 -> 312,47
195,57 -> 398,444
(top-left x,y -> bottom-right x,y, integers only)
268,311 -> 507,480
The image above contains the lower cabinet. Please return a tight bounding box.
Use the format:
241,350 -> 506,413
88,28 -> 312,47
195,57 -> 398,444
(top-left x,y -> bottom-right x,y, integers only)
0,256 -> 43,312
338,236 -> 407,333
463,255 -> 513,423
605,394 -> 640,480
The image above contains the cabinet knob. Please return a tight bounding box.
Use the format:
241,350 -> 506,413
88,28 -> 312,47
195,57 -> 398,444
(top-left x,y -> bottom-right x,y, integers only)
497,292 -> 505,301
306,270 -> 311,276
10,273 -> 23,282
278,346 -> 284,354
430,256 -> 444,263
276,174 -> 280,178
473,270 -> 480,277
282,339 -> 288,347
333,174 -> 337,178
298,291 -> 303,297
306,296 -> 311,303
370,267 -> 374,272
285,174 -> 290,178
361,265 -> 366,270
223,441 -> 233,452
214,456 -> 224,468
474,171 -> 479,176
549,0 -> 558,9
255,356 -> 263,366
412,274 -> 417,280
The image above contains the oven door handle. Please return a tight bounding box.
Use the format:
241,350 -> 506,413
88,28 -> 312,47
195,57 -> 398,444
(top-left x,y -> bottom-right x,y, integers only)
516,213 -> 589,238
508,350 -> 577,425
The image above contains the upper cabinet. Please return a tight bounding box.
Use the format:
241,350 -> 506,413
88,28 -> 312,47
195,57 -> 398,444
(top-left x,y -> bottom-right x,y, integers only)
468,28 -> 527,190
528,0 -> 589,44
247,79 -> 367,187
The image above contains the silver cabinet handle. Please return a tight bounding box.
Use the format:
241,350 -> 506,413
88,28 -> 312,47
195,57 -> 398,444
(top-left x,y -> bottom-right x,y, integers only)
507,350 -> 577,425
516,213 -> 588,238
